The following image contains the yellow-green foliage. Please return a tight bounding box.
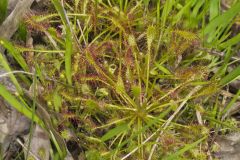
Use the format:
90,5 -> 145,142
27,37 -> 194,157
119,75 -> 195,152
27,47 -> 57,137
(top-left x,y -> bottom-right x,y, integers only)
1,0 -> 240,159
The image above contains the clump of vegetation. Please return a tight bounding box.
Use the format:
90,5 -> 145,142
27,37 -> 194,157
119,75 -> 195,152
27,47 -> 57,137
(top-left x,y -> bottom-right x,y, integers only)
1,0 -> 240,159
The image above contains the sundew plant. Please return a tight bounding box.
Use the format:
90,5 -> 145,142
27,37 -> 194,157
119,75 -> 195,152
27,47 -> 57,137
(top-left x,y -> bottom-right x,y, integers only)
0,0 -> 240,159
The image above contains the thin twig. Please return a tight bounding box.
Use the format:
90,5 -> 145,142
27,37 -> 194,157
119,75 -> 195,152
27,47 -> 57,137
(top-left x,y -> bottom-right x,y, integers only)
0,71 -> 34,78
77,19 -> 87,46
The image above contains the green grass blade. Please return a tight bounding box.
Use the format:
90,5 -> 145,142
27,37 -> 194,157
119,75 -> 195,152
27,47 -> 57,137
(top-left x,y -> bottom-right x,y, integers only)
220,65 -> 240,86
164,136 -> 207,160
172,0 -> 192,25
26,71 -> 37,159
0,0 -> 8,24
209,0 -> 220,20
0,84 -> 43,125
101,123 -> 129,142
0,39 -> 29,71
221,90 -> 240,117
220,33 -> 240,48
204,2 -> 240,43
65,28 -> 73,85
205,2 -> 240,33
156,0 -> 161,24
50,131 -> 65,158
51,0 -> 73,85
212,48 -> 232,79
0,53 -> 22,93
161,0 -> 175,27
155,63 -> 171,75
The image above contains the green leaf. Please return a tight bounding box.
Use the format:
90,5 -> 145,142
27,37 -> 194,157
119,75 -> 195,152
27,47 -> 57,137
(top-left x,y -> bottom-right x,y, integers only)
51,0 -> 73,85
0,53 -> 22,93
0,39 -> 29,71
0,84 -> 43,125
155,63 -> 171,75
0,0 -> 8,24
172,0 -> 193,25
161,0 -> 175,27
220,33 -> 240,48
221,90 -> 240,116
65,28 -> 73,85
191,0 -> 204,18
204,2 -> 240,43
143,0 -> 150,7
101,123 -> 129,142
213,48 -> 232,78
209,0 -> 220,20
16,22 -> 27,42
220,65 -> 240,86
164,136 -> 207,160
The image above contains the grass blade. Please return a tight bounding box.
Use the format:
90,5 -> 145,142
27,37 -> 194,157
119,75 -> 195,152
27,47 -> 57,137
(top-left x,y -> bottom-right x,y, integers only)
220,65 -> 240,86
0,53 -> 22,93
161,0 -> 174,27
209,0 -> 220,20
101,123 -> 129,142
220,33 -> 240,48
0,84 -> 42,125
0,39 -> 29,71
221,90 -> 240,117
0,0 -> 8,24
51,0 -> 73,85
204,2 -> 240,43
164,136 -> 207,160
